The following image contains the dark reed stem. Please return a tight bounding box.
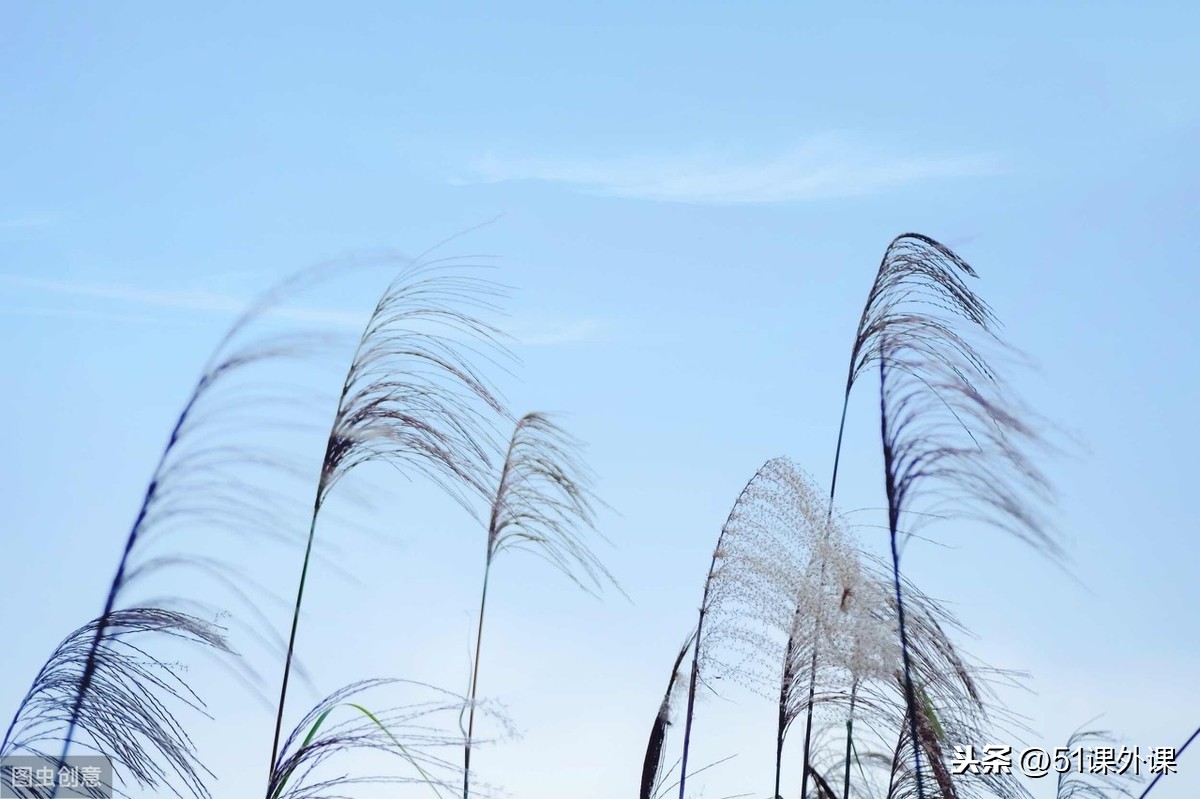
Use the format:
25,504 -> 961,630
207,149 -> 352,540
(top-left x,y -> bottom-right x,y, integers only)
881,350 -> 925,799
268,308 -> 360,779
828,393 -> 851,507
887,495 -> 924,799
797,394 -> 851,799
51,380 -> 205,798
842,684 -> 857,799
1137,724 -> 1199,799
461,412 -> 608,796
269,504 -> 321,782
463,564 -> 491,799
775,631 -> 795,799
265,262 -> 509,784
798,635 -> 822,799
677,603 -> 706,799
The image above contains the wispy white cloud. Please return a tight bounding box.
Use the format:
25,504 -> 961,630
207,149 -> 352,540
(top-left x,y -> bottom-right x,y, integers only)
2,275 -> 606,345
458,134 -> 1002,204
0,305 -> 168,325
0,274 -> 368,328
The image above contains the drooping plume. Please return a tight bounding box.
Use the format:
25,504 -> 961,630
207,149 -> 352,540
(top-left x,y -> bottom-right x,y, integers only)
463,412 -> 615,797
1,610 -> 231,799
271,260 -> 511,780
268,680 -> 504,799
676,457 -> 840,799
1052,727 -> 1143,799
849,233 -> 1056,553
859,234 -> 1057,799
1,263 -> 341,799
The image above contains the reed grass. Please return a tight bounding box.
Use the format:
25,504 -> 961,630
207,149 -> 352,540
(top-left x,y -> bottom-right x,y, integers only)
268,260 -> 510,782
461,411 -> 614,798
0,264 -> 340,798
1,232 -> 1191,799
268,680 -> 483,799
675,458 -> 794,799
849,234 -> 1054,799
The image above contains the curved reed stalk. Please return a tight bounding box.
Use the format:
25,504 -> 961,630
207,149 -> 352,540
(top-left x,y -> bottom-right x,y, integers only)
799,232 -> 997,799
830,233 -> 1056,799
675,462 -> 770,799
269,261 -> 509,782
641,634 -> 695,799
1,264 -> 340,799
676,457 -> 839,799
877,328 -> 1054,797
461,412 -> 613,798
794,232 -> 994,799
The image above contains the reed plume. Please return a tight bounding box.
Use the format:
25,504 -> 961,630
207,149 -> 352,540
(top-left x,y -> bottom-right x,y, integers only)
269,260 -> 509,783
780,539 -> 895,799
676,457 -> 839,799
1051,728 -> 1143,799
855,667 -> 1030,799
268,680 -> 491,799
674,461 -> 766,799
1,263 -> 341,799
462,412 -> 613,798
775,529 -> 1022,799
793,232 -> 993,799
845,233 -> 1056,799
0,610 -> 230,799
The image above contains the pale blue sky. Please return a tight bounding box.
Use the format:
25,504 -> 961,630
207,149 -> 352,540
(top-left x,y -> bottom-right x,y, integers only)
2,3 -> 1198,798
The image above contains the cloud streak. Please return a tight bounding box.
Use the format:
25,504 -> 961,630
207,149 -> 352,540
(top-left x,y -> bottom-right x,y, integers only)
460,134 -> 1002,204
2,275 -> 605,346
0,305 -> 169,325
1,274 -> 369,328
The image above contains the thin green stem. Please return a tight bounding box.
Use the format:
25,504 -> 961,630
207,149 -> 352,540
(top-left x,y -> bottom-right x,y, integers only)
843,685 -> 857,799
829,393 -> 851,506
851,736 -> 872,799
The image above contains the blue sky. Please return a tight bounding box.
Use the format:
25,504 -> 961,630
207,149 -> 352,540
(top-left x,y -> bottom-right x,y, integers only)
2,3 -> 1198,798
